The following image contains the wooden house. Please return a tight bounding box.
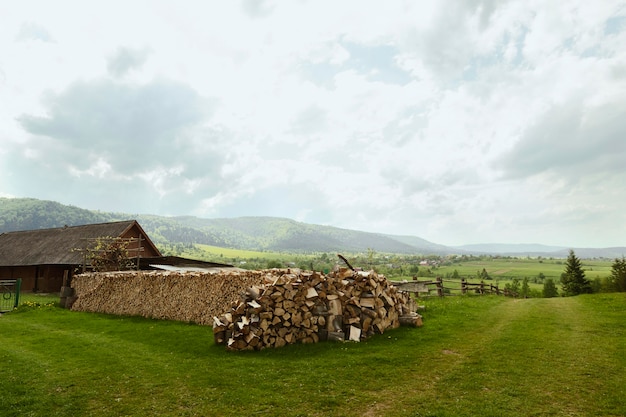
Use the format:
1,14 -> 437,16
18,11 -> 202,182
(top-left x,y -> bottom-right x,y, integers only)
0,220 -> 161,292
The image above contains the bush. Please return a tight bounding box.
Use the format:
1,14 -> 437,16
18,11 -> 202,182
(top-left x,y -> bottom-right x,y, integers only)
542,278 -> 559,298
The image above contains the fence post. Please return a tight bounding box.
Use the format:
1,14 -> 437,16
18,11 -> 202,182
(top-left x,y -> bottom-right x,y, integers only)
14,279 -> 21,309
480,280 -> 485,295
461,278 -> 467,294
436,277 -> 444,297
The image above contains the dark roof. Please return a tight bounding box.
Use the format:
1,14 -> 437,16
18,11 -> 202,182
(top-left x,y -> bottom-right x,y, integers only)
0,220 -> 161,266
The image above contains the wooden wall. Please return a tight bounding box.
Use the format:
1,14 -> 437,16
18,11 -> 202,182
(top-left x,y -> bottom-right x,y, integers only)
0,265 -> 71,293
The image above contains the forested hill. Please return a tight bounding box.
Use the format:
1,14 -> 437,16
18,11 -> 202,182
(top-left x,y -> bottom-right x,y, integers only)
3,198 -> 623,257
0,198 -> 450,254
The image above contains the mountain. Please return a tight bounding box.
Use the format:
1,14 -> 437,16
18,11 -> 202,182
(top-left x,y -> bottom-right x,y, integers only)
0,198 -> 116,231
168,216 -> 458,255
453,243 -> 626,259
453,243 -> 567,255
0,198 -> 447,254
1,197 -> 624,258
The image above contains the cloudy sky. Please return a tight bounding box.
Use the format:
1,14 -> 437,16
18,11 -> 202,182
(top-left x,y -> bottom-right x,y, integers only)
1,1 -> 625,248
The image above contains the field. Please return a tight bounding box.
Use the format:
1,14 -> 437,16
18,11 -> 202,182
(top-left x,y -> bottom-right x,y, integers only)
433,258 -> 614,281
180,245 -> 615,279
193,244 -> 291,261
1,292 -> 624,416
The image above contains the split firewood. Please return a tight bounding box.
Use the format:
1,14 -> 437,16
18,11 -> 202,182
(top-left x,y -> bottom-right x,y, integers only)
69,266 -> 422,352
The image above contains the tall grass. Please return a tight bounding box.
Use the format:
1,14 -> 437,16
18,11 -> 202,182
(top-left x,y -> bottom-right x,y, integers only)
1,293 -> 624,416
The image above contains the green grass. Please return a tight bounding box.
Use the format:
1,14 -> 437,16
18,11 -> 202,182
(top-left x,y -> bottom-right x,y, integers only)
1,293 -> 624,416
194,243 -> 294,260
434,258 -> 613,281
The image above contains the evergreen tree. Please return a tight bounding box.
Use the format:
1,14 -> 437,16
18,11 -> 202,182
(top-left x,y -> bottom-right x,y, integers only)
609,256 -> 626,292
542,278 -> 558,298
560,250 -> 592,296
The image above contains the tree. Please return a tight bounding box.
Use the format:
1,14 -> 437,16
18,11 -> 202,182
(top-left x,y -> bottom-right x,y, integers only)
520,277 -> 530,298
537,272 -> 546,283
266,260 -> 282,269
542,278 -> 558,298
560,250 -> 592,296
505,278 -> 520,296
87,237 -> 135,272
608,256 -> 626,292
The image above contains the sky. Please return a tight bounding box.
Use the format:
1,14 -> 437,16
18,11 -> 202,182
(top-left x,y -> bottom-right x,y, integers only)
1,1 -> 625,248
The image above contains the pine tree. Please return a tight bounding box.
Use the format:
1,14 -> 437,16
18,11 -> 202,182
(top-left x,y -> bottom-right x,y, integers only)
542,278 -> 558,298
560,249 -> 592,296
609,256 -> 626,292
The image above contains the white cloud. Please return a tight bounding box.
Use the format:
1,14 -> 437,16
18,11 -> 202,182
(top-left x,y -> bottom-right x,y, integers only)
15,21 -> 54,43
1,0 -> 625,247
107,46 -> 152,78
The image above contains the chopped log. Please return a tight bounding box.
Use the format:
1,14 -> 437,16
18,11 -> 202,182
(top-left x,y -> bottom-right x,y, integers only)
399,313 -> 423,327
328,331 -> 345,342
349,325 -> 361,341
362,316 -> 373,333
275,337 -> 287,348
328,299 -> 342,315
306,287 -> 318,298
328,314 -> 343,332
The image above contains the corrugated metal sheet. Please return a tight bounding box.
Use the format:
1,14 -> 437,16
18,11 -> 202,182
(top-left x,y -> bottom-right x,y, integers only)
148,264 -> 232,273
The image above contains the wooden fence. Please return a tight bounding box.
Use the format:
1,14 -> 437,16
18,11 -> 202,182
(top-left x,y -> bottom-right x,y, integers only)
391,277 -> 518,298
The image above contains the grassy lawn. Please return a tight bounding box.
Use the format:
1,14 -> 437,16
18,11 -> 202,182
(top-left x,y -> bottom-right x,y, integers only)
1,293 -> 624,416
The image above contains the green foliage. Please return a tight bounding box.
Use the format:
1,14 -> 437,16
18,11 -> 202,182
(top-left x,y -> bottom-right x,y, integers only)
87,237 -> 135,272
265,259 -> 283,269
12,299 -> 56,312
0,198 -> 447,254
0,197 -> 116,232
477,267 -> 491,280
542,278 -> 559,298
417,268 -> 434,277
505,278 -> 521,295
560,249 -> 592,296
608,256 -> 626,292
520,277 -> 530,298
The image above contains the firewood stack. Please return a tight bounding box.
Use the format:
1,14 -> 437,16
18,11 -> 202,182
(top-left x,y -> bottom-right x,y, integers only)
70,269 -> 273,325
213,267 -> 422,351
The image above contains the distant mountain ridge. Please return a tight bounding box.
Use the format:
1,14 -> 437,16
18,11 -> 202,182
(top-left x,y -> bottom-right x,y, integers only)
453,243 -> 626,259
1,197 -> 624,258
0,198 -> 448,254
